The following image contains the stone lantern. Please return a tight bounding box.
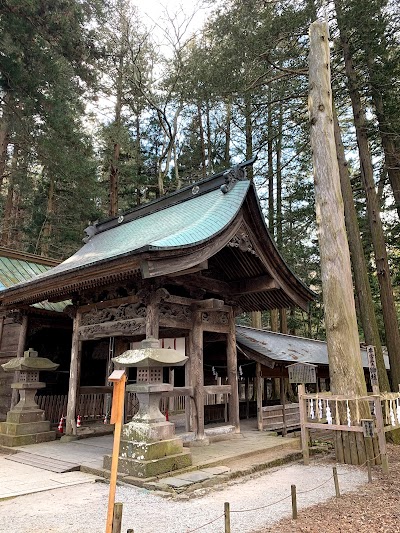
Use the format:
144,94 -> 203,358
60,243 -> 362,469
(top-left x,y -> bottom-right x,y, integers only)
103,337 -> 192,478
0,348 -> 59,446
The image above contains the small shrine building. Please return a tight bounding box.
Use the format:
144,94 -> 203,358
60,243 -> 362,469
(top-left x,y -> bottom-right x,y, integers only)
0,161 -> 314,439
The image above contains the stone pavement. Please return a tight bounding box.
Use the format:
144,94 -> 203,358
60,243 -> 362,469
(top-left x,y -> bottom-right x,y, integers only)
0,420 -> 301,498
0,454 -> 96,501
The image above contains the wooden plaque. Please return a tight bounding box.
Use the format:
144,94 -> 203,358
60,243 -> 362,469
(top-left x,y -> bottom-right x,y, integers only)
288,363 -> 317,384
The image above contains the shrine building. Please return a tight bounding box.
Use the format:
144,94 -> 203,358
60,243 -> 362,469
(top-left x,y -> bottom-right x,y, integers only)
0,160 -> 315,439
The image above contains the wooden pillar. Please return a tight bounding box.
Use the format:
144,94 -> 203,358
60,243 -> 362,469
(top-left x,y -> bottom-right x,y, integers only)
227,308 -> 240,433
280,375 -> 287,437
256,362 -> 263,431
168,368 -> 175,412
10,314 -> 28,409
184,336 -> 192,432
245,378 -> 250,419
280,308 -> 288,333
65,309 -> 82,436
190,310 -> 204,439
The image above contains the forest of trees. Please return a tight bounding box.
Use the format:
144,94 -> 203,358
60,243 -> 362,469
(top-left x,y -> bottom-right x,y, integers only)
0,0 -> 399,366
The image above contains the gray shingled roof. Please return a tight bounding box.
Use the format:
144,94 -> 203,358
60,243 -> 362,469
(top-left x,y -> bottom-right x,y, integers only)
236,325 -> 390,369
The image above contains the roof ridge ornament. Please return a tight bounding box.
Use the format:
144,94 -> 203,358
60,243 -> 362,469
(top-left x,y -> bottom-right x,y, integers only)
220,164 -> 247,194
227,227 -> 259,257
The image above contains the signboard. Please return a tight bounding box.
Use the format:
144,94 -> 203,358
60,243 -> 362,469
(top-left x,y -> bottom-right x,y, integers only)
361,418 -> 375,438
366,345 -> 379,387
288,363 -> 317,384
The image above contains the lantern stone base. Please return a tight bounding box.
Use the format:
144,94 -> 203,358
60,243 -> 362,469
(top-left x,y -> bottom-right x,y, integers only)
103,420 -> 192,478
0,406 -> 55,447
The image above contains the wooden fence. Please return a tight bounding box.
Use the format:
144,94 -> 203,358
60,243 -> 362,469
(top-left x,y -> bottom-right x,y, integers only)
297,384 -> 400,472
35,390 -> 229,425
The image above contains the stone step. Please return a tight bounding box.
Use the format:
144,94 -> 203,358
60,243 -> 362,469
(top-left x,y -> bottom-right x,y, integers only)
5,452 -> 80,473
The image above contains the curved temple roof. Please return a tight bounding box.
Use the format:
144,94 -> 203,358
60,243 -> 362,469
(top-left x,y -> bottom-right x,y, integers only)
0,162 -> 315,311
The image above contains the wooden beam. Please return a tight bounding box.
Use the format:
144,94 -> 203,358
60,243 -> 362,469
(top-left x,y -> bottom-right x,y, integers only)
164,260 -> 208,277
204,385 -> 232,395
191,298 -> 225,310
166,274 -> 232,296
79,295 -> 139,313
231,275 -> 279,295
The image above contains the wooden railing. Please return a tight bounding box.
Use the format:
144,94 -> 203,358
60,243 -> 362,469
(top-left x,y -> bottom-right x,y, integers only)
297,384 -> 400,472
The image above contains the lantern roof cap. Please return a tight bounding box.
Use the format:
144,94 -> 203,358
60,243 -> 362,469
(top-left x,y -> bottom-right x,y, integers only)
113,338 -> 188,368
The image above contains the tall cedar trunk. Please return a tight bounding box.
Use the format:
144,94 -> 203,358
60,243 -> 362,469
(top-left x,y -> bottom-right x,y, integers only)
308,22 -> 367,397
1,143 -> 19,246
224,98 -> 231,167
40,174 -> 55,257
197,103 -> 206,178
135,114 -> 142,203
276,103 -> 283,246
365,55 -> 400,219
336,3 -> 400,389
276,104 -> 287,331
109,54 -> 123,217
333,104 -> 390,391
245,95 -> 253,180
309,21 -> 372,465
267,86 -> 274,235
205,100 -> 213,174
0,91 -> 11,189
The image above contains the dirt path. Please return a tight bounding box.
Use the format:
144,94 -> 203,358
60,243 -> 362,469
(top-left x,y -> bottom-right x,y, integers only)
253,444 -> 400,533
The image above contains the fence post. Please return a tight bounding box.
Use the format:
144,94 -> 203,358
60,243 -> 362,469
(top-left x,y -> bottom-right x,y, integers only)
367,458 -> 372,483
291,485 -> 297,519
298,384 -> 310,465
333,466 -> 340,497
224,502 -> 231,533
373,394 -> 389,475
112,502 -> 123,533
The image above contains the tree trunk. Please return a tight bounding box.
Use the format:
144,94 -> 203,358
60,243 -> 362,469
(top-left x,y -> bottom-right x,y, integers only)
336,3 -> 400,389
197,103 -> 206,178
365,56 -> 400,219
40,174 -> 55,257
0,91 -> 11,189
245,95 -> 253,180
0,143 -> 19,246
224,98 -> 232,167
205,100 -> 213,174
309,21 -> 370,464
268,86 -> 274,235
276,103 -> 283,246
109,54 -> 123,217
333,104 -> 390,391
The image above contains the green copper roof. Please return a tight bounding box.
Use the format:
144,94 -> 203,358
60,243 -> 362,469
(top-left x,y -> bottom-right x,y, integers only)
30,181 -> 250,281
0,255 -> 66,313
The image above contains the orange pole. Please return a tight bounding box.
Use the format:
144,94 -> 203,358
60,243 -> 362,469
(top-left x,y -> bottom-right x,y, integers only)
106,372 -> 126,533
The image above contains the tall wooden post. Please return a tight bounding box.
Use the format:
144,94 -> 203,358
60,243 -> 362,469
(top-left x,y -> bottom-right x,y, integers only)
227,307 -> 240,433
10,314 -> 28,409
309,21 -> 369,463
65,309 -> 81,437
184,336 -> 192,432
256,362 -> 263,431
168,368 -> 175,412
190,310 -> 204,439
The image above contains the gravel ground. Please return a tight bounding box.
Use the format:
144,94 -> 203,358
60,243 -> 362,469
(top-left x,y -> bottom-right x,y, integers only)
254,444 -> 400,533
0,460 -> 367,533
